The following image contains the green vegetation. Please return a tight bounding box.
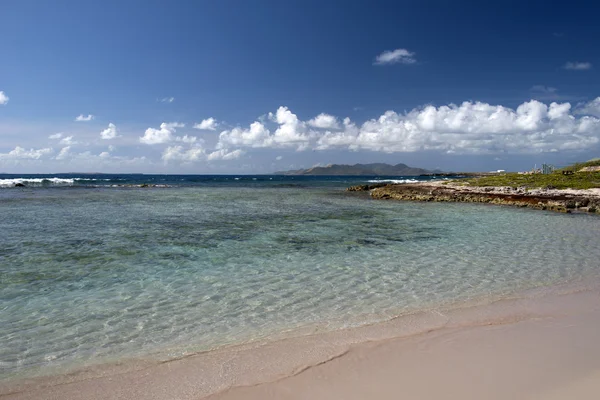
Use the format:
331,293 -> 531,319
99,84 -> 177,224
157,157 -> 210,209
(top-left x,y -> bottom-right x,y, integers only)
557,158 -> 600,172
454,159 -> 600,190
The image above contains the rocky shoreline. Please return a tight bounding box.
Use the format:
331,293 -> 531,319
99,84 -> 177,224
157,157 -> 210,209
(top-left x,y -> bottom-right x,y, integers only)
348,181 -> 600,214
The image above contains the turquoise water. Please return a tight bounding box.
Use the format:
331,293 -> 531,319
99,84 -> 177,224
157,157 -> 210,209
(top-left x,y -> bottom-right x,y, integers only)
1,180 -> 600,380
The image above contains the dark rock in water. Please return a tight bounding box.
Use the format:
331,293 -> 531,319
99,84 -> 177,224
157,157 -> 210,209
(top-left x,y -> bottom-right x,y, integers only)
14,183 -> 26,187
346,183 -> 390,192
140,184 -> 149,188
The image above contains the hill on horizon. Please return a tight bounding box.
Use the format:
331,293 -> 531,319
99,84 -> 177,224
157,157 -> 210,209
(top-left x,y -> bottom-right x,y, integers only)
275,163 -> 439,176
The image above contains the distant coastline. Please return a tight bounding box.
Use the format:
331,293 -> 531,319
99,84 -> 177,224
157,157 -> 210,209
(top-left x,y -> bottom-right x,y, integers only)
275,162 -> 440,176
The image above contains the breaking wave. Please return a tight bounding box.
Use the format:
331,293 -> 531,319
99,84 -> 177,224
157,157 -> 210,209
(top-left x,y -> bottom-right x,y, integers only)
0,178 -> 108,188
367,179 -> 419,184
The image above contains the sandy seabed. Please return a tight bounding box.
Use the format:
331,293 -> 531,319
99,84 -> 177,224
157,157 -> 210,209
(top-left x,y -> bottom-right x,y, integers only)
2,281 -> 600,400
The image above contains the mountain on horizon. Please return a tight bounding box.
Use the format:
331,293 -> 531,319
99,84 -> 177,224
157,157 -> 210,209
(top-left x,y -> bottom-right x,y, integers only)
275,163 -> 439,176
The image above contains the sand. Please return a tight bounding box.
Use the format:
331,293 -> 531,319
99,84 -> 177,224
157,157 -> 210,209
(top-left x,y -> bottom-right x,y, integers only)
2,284 -> 600,400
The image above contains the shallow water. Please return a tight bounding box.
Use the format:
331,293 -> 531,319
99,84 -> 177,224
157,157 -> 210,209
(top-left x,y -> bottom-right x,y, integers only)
1,181 -> 600,380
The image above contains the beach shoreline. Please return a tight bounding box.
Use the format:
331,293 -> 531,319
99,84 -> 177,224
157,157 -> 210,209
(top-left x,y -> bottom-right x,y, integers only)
3,279 -> 599,400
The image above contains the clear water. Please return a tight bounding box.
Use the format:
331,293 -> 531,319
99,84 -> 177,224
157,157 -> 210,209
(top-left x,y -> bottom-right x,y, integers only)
1,176 -> 600,380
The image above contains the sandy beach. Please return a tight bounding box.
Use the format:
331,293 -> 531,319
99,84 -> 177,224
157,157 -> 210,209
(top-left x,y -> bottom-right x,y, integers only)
2,282 -> 599,400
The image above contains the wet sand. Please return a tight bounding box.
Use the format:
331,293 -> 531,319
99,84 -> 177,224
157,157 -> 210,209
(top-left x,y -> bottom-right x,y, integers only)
2,283 -> 599,400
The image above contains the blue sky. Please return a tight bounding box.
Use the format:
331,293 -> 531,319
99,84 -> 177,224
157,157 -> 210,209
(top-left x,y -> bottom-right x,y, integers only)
1,0 -> 600,173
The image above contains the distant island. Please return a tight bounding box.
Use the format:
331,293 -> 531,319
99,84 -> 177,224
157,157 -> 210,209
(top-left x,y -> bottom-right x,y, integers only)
275,163 -> 440,176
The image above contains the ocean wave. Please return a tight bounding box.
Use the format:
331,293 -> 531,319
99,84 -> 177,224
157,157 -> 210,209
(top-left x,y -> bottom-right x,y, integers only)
367,179 -> 419,184
0,178 -> 76,188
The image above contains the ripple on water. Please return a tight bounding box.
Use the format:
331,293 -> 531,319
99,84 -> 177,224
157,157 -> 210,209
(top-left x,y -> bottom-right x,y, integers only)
1,187 -> 600,379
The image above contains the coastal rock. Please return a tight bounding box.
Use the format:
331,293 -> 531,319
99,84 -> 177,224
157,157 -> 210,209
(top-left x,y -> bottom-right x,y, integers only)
366,182 -> 600,215
346,183 -> 390,192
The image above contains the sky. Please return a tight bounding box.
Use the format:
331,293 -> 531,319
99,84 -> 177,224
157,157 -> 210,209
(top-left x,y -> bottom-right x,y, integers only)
1,0 -> 600,174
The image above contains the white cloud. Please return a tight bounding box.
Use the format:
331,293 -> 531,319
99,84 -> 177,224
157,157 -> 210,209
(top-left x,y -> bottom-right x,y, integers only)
75,114 -> 94,122
60,135 -> 76,145
207,148 -> 244,161
162,145 -> 206,162
276,155 -> 283,161
0,146 -> 53,160
374,49 -> 416,65
0,91 -> 9,105
162,144 -> 243,163
194,118 -> 218,131
317,100 -> 599,154
564,62 -> 592,70
215,100 -> 600,155
163,122 -> 185,130
54,149 -> 148,166
575,97 -> 600,117
216,107 -> 332,151
140,122 -> 185,145
175,135 -> 198,143
217,121 -> 272,148
308,113 -> 340,129
49,133 -> 63,140
267,106 -> 312,150
159,97 -> 175,103
55,146 -> 71,160
100,123 -> 119,140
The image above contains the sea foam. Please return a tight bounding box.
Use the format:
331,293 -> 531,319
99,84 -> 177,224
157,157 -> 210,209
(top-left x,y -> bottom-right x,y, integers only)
0,178 -> 75,187
367,179 -> 419,184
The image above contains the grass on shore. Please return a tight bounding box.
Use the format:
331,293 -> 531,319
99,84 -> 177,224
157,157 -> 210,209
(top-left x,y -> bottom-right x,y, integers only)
455,172 -> 600,190
557,158 -> 600,172
452,159 -> 600,190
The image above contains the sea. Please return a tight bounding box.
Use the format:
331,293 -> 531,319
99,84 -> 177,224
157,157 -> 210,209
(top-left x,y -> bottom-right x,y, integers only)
1,173 -> 600,381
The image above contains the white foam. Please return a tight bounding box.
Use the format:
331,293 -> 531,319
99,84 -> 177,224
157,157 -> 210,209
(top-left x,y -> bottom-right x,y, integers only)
0,178 -> 75,187
367,179 -> 419,184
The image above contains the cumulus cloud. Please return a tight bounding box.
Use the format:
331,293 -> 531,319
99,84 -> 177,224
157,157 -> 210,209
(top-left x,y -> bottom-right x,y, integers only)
55,146 -> 71,160
318,100 -> 599,154
564,62 -> 592,70
194,118 -> 218,131
175,135 -> 198,143
100,123 -> 119,140
60,135 -> 76,145
162,145 -> 243,163
162,145 -> 206,162
75,114 -> 94,122
0,146 -> 53,160
308,113 -> 340,129
215,100 -> 600,155
140,122 -> 185,144
575,97 -> 600,117
207,148 -> 244,161
267,106 -> 312,150
159,97 -> 175,103
49,133 -> 63,140
276,155 -> 283,160
374,49 -> 416,65
218,107 -> 313,151
54,149 -> 148,166
0,91 -> 9,105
